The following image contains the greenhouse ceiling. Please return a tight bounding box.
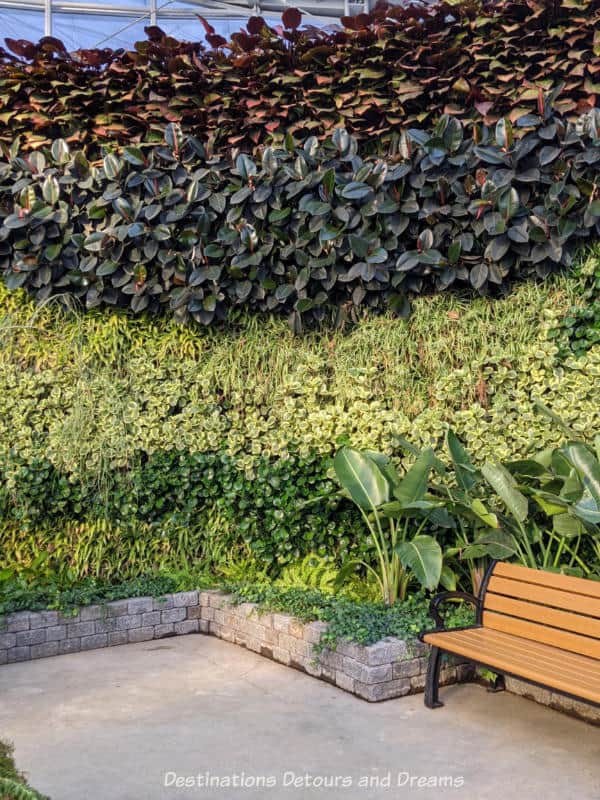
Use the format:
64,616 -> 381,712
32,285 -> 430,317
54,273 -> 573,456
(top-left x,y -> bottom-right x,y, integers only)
0,0 -> 372,49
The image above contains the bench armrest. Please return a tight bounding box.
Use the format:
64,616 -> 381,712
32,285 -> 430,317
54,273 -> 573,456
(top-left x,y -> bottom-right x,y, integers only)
428,591 -> 479,630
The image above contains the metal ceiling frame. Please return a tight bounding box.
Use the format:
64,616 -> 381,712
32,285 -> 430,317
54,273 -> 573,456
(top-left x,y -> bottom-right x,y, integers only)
0,0 -> 371,39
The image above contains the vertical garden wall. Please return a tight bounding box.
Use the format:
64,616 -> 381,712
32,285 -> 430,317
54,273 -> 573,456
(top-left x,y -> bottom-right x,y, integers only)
1,0 -> 600,590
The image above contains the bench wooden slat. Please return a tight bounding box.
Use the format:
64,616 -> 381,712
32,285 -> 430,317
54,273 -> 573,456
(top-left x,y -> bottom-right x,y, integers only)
423,628 -> 600,704
483,610 -> 600,660
484,593 -> 600,639
424,630 -> 600,701
486,576 -> 600,619
493,562 -> 600,599
433,627 -> 600,681
432,632 -> 600,693
429,635 -> 600,703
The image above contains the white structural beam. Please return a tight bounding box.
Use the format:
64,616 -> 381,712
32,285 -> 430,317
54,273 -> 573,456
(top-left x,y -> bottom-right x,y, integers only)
44,0 -> 52,33
0,0 -> 384,42
0,0 -> 371,23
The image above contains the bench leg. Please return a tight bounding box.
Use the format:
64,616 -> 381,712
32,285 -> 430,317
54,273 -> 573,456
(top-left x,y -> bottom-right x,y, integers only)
424,646 -> 444,709
487,673 -> 506,693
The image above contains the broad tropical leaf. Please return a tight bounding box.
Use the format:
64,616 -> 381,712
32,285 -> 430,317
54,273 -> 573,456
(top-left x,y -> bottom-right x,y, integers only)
553,513 -> 584,538
333,447 -> 390,511
561,442 -> 600,507
573,490 -> 600,525
461,529 -> 519,560
481,462 -> 529,523
440,564 -> 457,591
447,430 -> 479,491
504,459 -> 548,478
531,491 -> 569,516
396,535 -> 442,591
394,448 -> 435,505
470,498 -> 499,529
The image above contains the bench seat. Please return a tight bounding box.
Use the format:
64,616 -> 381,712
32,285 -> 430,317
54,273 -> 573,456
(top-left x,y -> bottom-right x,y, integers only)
423,626 -> 600,706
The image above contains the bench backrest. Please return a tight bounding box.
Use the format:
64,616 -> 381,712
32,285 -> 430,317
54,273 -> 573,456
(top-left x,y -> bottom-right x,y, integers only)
482,562 -> 600,660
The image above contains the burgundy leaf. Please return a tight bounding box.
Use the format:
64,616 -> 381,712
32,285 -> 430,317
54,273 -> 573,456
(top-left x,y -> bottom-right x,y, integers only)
282,8 -> 302,30
207,34 -> 228,49
247,16 -> 268,35
144,26 -> 166,42
196,15 -> 215,35
4,38 -> 37,59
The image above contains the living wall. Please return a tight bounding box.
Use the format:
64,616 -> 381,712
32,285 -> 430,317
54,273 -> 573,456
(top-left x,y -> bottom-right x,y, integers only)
1,260 -> 599,579
2,103 -> 600,330
2,0 -> 600,592
0,0 -> 598,156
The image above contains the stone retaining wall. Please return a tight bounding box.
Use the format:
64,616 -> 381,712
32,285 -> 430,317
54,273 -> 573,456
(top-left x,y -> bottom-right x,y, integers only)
3,590 -> 598,723
199,590 -> 473,702
0,591 -> 202,663
0,588 -> 471,703
504,676 -> 600,726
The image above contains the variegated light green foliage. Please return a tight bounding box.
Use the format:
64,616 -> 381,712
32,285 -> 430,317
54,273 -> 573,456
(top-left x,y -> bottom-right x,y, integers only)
2,263 -> 600,575
0,269 -> 599,484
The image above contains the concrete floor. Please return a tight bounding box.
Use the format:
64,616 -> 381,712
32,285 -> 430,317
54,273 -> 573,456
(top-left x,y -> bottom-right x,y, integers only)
1,636 -> 599,800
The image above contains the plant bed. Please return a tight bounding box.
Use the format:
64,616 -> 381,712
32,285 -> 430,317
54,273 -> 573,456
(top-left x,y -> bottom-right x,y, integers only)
2,586 -> 598,722
200,590 -> 473,702
0,585 -> 473,702
0,739 -> 49,799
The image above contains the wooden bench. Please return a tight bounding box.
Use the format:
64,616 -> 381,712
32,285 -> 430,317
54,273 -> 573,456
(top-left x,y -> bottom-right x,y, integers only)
419,560 -> 600,710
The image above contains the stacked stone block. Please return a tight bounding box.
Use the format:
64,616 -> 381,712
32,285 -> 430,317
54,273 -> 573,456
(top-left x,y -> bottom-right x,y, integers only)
0,591 -> 202,664
4,589 -> 594,723
504,676 -> 600,726
199,590 -> 473,702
